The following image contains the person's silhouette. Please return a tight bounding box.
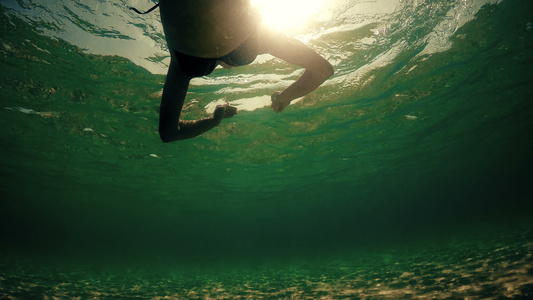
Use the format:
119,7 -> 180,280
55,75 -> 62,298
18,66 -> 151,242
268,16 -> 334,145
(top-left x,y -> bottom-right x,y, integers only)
149,0 -> 334,142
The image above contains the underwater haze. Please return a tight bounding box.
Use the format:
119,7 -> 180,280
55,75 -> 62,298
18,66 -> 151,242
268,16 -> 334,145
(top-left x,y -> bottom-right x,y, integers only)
1,0 -> 533,298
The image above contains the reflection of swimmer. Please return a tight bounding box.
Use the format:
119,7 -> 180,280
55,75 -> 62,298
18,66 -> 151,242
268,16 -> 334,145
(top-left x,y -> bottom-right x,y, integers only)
147,0 -> 333,142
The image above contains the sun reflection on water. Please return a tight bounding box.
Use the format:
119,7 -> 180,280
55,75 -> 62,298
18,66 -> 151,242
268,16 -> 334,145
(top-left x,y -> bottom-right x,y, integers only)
251,0 -> 327,32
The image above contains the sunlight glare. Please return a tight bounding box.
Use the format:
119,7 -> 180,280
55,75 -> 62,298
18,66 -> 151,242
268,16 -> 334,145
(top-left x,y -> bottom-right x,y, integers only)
251,0 -> 326,32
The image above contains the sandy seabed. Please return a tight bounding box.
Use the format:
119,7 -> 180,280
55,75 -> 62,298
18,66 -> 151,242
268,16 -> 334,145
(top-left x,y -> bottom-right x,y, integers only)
1,231 -> 532,300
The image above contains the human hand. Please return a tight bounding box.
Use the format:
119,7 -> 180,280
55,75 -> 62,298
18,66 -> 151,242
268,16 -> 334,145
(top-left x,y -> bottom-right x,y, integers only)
271,91 -> 290,113
214,103 -> 238,120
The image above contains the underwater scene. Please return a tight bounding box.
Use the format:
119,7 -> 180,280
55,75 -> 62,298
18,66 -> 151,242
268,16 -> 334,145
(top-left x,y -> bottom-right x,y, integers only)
1,0 -> 532,298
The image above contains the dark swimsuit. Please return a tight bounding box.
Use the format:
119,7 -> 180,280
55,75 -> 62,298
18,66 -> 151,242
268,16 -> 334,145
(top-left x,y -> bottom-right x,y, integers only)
174,30 -> 259,78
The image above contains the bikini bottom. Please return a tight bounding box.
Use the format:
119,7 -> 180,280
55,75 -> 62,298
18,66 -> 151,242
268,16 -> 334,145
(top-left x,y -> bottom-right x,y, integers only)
174,30 -> 258,78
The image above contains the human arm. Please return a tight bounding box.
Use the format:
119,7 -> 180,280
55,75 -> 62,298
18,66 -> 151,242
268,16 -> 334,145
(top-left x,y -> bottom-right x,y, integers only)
158,59 -> 237,142
257,26 -> 334,112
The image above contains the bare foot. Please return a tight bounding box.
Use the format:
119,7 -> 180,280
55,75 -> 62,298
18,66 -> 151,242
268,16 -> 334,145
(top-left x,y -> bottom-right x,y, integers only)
214,103 -> 238,119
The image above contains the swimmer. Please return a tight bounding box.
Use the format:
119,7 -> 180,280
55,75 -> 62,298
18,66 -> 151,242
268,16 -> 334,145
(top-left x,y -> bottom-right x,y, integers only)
137,0 -> 334,142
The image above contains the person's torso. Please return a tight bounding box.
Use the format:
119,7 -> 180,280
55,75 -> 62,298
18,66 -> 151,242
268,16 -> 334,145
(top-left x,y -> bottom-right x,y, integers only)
159,0 -> 260,58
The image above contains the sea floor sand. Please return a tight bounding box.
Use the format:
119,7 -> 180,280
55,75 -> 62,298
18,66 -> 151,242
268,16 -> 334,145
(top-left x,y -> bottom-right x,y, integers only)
1,230 -> 532,299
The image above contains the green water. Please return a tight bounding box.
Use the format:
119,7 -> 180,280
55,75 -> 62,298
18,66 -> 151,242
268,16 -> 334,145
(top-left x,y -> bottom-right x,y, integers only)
1,0 -> 533,298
